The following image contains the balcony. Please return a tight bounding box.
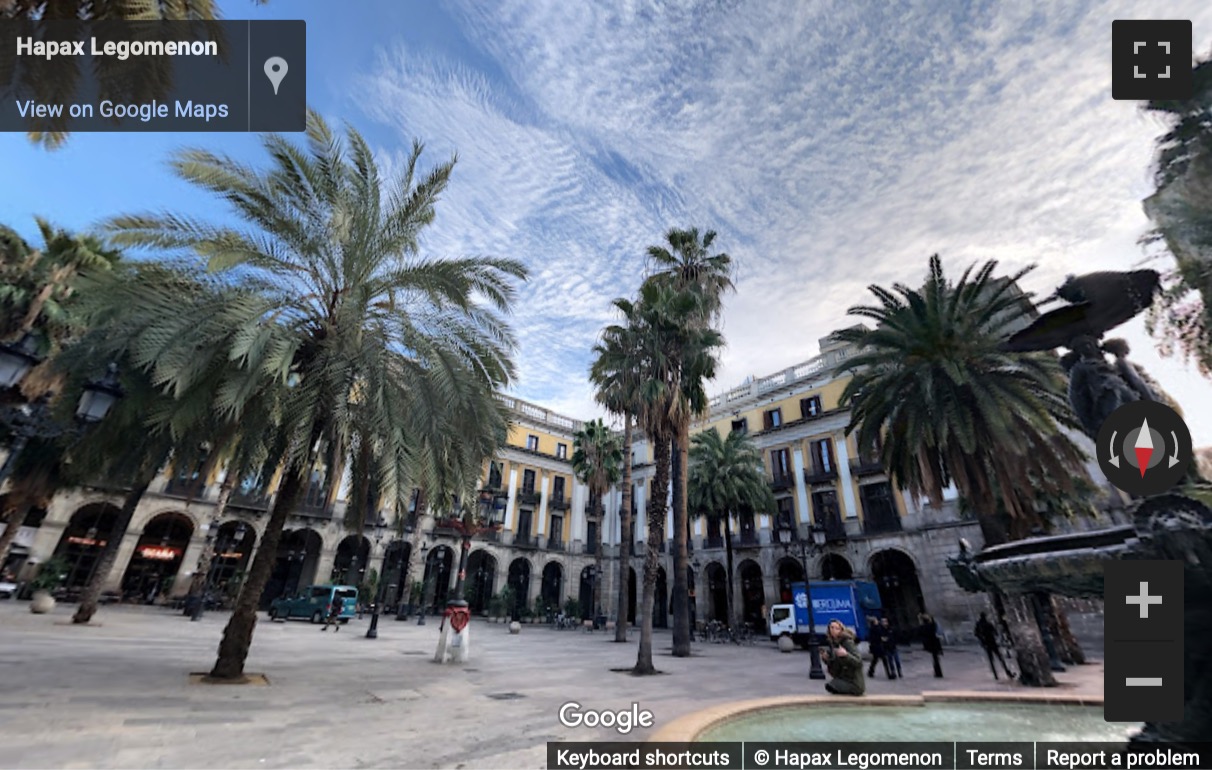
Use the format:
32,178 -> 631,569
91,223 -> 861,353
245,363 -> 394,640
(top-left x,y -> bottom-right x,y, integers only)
514,535 -> 539,549
229,489 -> 270,511
769,473 -> 794,492
295,482 -> 332,518
432,517 -> 462,537
814,513 -> 848,543
733,532 -> 760,548
705,535 -> 724,549
548,495 -> 570,511
547,539 -> 566,552
518,489 -> 541,506
850,458 -> 885,477
163,477 -> 207,500
584,541 -> 597,555
803,465 -> 838,485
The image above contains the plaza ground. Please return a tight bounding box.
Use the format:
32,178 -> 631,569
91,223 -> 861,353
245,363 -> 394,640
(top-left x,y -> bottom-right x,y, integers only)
0,601 -> 1105,769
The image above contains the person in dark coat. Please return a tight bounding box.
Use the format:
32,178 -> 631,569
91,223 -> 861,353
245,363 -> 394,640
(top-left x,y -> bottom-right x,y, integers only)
974,612 -> 1014,680
919,612 -> 943,678
866,617 -> 887,678
879,617 -> 901,679
321,595 -> 345,632
821,619 -> 865,696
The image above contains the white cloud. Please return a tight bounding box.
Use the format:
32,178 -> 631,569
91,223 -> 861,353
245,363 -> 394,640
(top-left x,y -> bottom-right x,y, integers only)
352,0 -> 1212,443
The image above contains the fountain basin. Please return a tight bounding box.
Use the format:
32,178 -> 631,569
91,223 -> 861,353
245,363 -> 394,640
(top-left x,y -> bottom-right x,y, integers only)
652,694 -> 1128,744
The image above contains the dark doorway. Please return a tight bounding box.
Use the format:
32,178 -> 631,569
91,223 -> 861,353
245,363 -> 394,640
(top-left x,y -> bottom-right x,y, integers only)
465,550 -> 496,614
120,512 -> 194,602
654,567 -> 668,628
380,540 -> 411,611
820,553 -> 853,581
261,528 -> 322,607
578,565 -> 594,620
332,535 -> 371,585
507,558 -> 530,619
540,561 -> 562,616
206,521 -> 255,602
870,549 -> 924,635
705,562 -> 728,622
777,557 -> 805,603
739,560 -> 765,632
422,545 -> 454,611
52,504 -> 120,590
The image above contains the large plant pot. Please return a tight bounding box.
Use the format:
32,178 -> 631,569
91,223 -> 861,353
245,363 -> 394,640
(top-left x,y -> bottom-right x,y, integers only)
30,590 -> 56,614
509,621 -> 521,634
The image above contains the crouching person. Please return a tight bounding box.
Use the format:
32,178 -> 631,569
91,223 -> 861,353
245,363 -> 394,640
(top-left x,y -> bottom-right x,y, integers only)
820,619 -> 865,696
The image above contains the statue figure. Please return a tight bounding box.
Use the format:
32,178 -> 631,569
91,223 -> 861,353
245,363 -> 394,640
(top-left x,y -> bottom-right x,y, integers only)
1002,270 -> 1161,440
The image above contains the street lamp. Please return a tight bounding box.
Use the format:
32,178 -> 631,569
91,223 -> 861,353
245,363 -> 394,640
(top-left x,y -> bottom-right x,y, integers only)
0,362 -> 124,488
0,332 -> 41,388
192,521 -> 248,621
776,521 -> 828,681
416,541 -> 429,625
365,518 -> 389,639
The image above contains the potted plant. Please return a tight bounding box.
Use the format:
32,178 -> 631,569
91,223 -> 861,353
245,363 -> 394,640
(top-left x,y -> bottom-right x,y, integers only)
497,585 -> 516,622
563,597 -> 581,622
487,592 -> 504,622
29,556 -> 68,614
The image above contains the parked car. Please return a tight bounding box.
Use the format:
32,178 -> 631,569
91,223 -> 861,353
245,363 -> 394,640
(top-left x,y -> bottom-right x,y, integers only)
269,584 -> 358,624
0,579 -> 17,599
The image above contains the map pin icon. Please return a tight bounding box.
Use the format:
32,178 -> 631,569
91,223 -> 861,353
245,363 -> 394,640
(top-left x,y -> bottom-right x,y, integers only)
264,57 -> 288,95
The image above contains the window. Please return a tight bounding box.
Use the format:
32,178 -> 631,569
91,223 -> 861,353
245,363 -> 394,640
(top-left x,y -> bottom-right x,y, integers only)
811,438 -> 834,474
522,469 -> 536,494
556,442 -> 567,459
310,587 -> 328,599
526,434 -> 539,451
487,461 -> 503,489
518,509 -> 533,539
730,417 -> 748,435
549,515 -> 563,543
801,396 -> 822,418
776,497 -> 795,530
771,448 -> 792,479
763,408 -> 782,429
772,606 -> 792,624
553,476 -> 566,501
586,521 -> 598,553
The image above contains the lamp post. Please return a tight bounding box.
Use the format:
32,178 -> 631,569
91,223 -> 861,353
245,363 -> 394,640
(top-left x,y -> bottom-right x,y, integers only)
192,522 -> 247,621
776,521 -> 828,680
416,541 -> 430,625
433,493 -> 504,663
0,361 -> 123,488
365,519 -> 388,639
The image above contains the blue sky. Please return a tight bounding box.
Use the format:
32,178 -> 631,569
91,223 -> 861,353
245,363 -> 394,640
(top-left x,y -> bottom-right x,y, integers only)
3,0 -> 1212,445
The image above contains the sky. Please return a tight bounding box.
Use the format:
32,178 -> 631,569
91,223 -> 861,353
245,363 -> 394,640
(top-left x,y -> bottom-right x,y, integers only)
3,0 -> 1211,445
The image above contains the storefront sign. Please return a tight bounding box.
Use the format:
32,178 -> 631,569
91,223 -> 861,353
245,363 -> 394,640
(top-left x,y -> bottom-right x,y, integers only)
67,535 -> 106,547
138,545 -> 180,561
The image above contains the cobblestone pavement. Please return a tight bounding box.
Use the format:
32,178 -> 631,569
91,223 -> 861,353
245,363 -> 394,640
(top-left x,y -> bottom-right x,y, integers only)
0,601 -> 1105,769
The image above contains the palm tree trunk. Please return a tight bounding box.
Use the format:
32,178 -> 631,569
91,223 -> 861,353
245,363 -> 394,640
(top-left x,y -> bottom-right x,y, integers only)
189,477 -> 235,597
592,487 -> 603,620
723,513 -> 737,628
73,459 -> 161,624
613,418 -> 633,642
671,423 -> 691,657
996,591 -> 1058,687
0,503 -> 31,570
209,467 -> 306,680
634,436 -> 669,675
1049,596 -> 1086,664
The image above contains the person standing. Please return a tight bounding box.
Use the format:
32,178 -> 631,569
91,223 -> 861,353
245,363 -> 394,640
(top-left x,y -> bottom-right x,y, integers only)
866,617 -> 887,678
321,595 -> 345,632
919,612 -> 943,678
821,619 -> 866,695
879,617 -> 902,679
974,612 -> 1015,680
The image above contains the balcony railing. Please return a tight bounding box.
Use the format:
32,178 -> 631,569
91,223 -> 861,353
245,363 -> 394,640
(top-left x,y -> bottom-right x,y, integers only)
584,541 -> 597,555
733,532 -> 760,548
163,477 -> 207,499
850,459 -> 885,477
547,539 -> 565,552
803,465 -> 838,485
548,495 -> 570,511
770,473 -> 795,492
514,535 -> 539,549
815,512 -> 848,543
518,489 -> 541,506
705,535 -> 724,549
296,483 -> 332,517
230,489 -> 270,511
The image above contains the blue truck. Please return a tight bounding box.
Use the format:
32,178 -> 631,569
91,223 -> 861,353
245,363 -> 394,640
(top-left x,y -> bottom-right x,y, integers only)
767,580 -> 882,646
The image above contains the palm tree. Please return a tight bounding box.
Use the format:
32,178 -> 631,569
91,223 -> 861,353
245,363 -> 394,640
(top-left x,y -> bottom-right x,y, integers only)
645,227 -> 733,657
614,282 -> 723,674
835,254 -> 1089,686
100,111 -> 525,679
4,0 -> 269,148
571,418 -> 621,621
0,220 -> 120,571
590,306 -> 645,642
688,427 -> 774,629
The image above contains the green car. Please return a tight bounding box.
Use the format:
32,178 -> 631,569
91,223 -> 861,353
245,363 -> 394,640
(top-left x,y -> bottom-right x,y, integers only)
269,584 -> 358,624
